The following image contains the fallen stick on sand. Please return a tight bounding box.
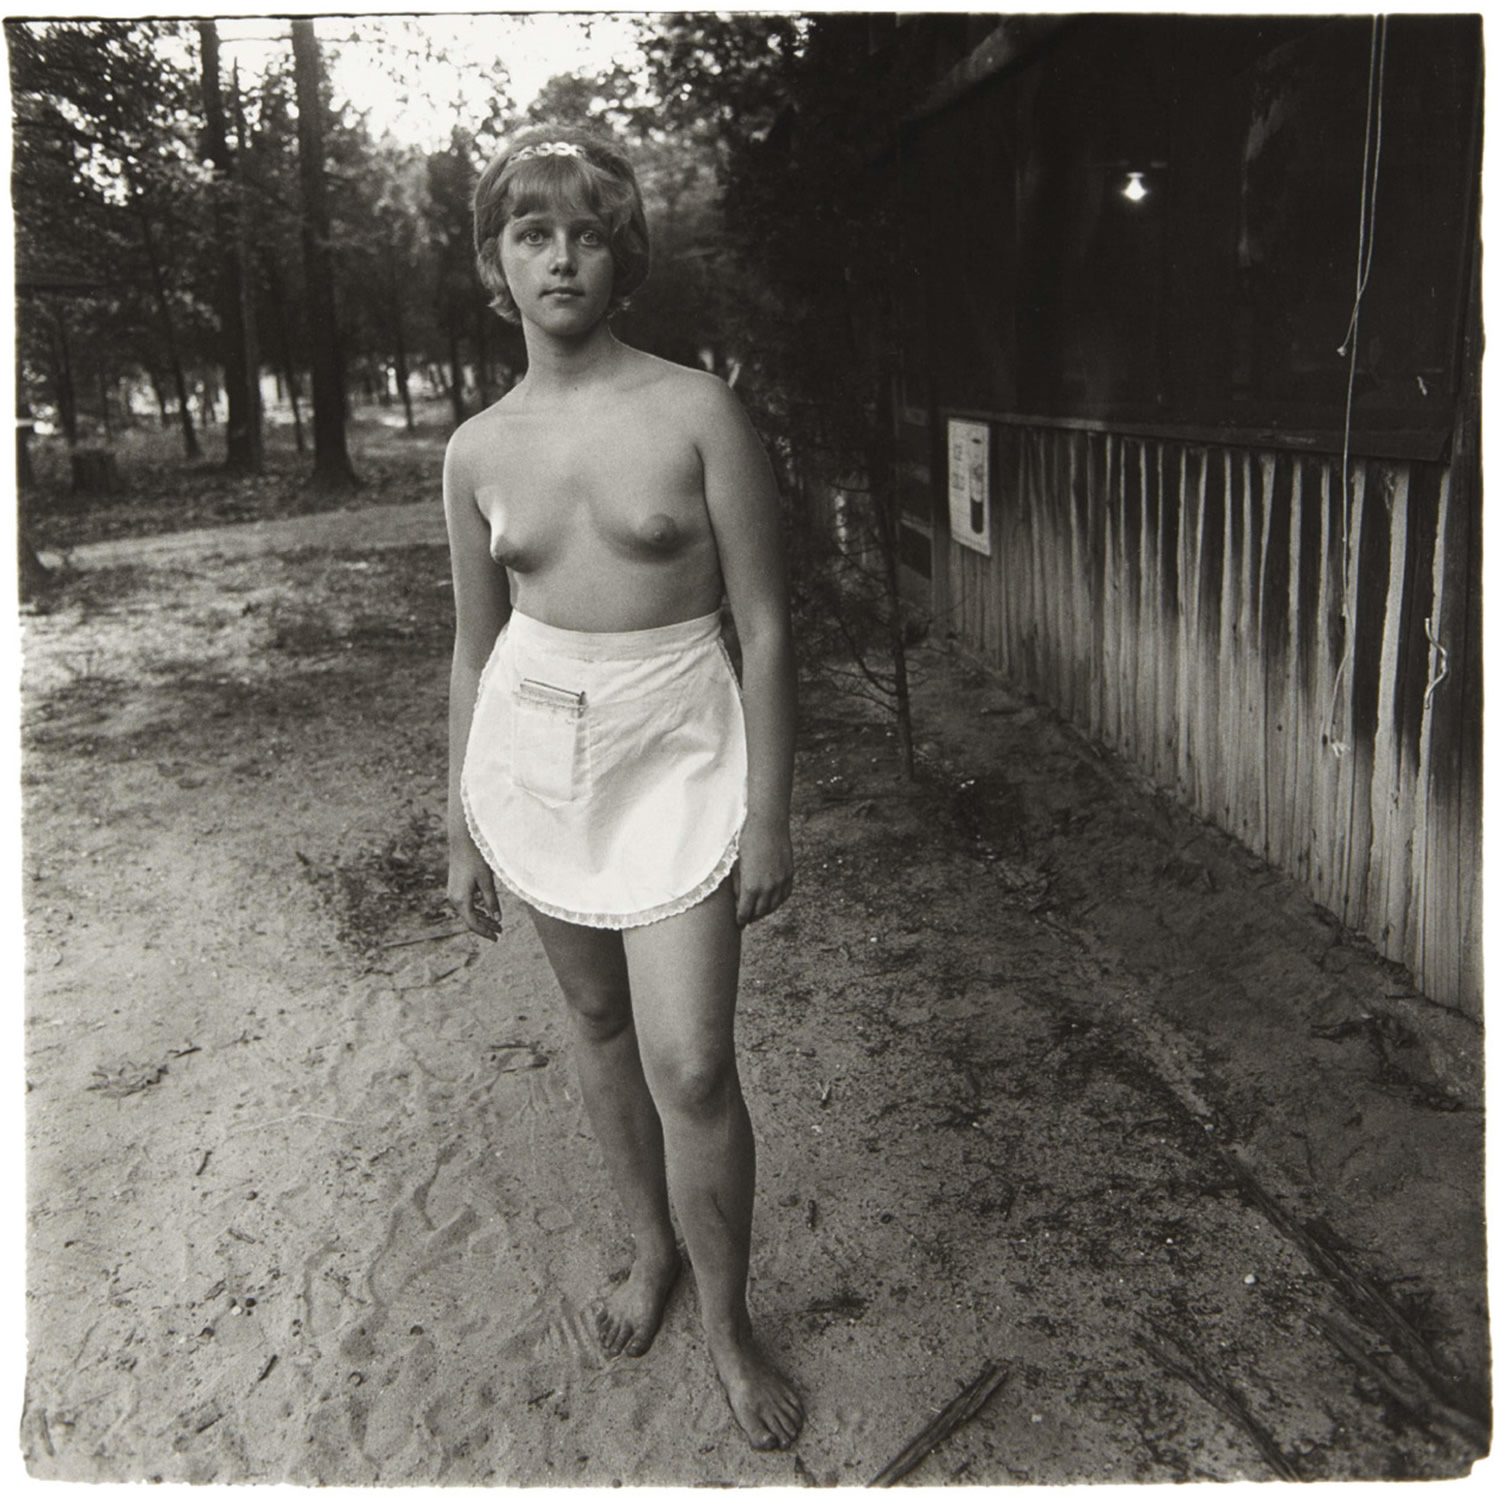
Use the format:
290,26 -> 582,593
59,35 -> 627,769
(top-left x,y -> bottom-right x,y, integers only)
1308,1311 -> 1490,1452
1135,1330 -> 1299,1481
377,927 -> 469,948
871,1360 -> 1010,1486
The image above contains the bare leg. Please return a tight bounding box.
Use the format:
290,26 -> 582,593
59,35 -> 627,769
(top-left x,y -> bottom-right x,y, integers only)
623,882 -> 804,1450
530,909 -> 680,1357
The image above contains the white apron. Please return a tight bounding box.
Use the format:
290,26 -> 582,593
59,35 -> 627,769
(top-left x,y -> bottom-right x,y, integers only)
461,609 -> 747,928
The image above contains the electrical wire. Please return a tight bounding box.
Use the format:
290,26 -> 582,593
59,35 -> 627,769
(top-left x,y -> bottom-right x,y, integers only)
1324,13 -> 1387,758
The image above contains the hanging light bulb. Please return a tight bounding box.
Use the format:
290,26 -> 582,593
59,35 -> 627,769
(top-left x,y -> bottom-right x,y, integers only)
1122,171 -> 1147,202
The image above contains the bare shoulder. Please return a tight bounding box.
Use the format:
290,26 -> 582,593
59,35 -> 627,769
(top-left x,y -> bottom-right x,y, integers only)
446,397 -> 511,470
659,359 -> 740,415
444,393 -> 519,498
629,355 -> 755,443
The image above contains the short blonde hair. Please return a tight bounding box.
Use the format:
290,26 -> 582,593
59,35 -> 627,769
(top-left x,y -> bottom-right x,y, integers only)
473,125 -> 650,324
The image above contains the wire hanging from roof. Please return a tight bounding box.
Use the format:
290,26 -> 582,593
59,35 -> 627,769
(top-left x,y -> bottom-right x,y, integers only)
1324,13 -> 1388,760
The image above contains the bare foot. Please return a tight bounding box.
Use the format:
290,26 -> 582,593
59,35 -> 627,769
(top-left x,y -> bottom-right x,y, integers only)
707,1326 -> 805,1450
595,1248 -> 680,1358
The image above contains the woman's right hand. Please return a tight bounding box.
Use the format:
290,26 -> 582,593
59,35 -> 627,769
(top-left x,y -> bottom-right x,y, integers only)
448,836 -> 503,941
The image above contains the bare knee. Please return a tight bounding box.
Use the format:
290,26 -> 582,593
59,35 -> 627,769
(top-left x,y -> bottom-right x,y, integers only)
649,1046 -> 738,1119
562,982 -> 633,1045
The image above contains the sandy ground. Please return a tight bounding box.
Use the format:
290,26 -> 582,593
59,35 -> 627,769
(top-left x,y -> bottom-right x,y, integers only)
19,499 -> 1489,1483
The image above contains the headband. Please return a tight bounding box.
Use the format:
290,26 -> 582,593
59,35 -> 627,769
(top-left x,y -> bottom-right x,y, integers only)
510,141 -> 585,163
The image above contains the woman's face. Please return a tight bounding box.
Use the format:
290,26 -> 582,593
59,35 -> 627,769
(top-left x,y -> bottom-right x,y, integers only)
498,198 -> 615,334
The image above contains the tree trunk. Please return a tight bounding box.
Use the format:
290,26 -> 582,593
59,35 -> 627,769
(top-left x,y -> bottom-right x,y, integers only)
446,316 -> 465,427
474,304 -> 495,410
199,21 -> 260,472
47,301 -> 78,447
147,367 -> 170,426
441,318 -> 465,429
133,188 -> 201,459
386,242 -> 415,432
873,474 -> 917,779
232,65 -> 264,466
19,528 -> 53,603
261,250 -> 306,453
396,362 -> 414,430
292,17 -> 358,491
868,339 -> 916,779
16,415 -> 35,494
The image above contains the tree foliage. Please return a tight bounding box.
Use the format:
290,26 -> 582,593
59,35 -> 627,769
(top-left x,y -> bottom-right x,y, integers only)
516,16 -> 802,377
6,17 -> 518,461
697,14 -> 929,771
199,18 -> 260,471
7,4 -> 924,716
7,15 -> 814,459
291,18 -> 358,490
10,12 -> 933,762
10,19 -> 214,454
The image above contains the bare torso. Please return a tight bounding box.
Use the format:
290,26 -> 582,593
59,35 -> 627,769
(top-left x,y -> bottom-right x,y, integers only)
455,349 -> 726,633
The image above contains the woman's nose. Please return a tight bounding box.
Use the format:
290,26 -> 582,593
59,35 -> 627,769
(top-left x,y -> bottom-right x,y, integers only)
549,233 -> 576,271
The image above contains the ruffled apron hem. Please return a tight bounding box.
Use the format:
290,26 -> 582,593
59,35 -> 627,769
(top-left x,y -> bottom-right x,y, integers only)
462,789 -> 740,929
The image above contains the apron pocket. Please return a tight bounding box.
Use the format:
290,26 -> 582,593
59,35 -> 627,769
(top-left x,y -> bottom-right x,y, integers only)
512,678 -> 588,803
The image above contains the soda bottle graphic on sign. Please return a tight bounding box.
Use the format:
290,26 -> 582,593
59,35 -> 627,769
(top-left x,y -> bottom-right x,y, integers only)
968,430 -> 986,537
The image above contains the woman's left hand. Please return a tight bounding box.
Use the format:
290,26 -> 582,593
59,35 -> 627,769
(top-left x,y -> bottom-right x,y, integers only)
732,817 -> 794,927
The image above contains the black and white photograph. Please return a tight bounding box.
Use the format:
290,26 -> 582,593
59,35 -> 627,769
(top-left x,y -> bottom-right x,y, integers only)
10,4 -> 1489,1485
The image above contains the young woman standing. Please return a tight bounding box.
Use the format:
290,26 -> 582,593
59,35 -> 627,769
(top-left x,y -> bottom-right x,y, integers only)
444,125 -> 803,1452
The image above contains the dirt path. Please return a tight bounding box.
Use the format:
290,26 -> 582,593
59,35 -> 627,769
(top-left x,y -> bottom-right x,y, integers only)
21,503 -> 1487,1483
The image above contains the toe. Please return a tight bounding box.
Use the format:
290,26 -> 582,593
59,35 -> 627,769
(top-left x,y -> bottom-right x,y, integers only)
596,1313 -> 624,1356
757,1402 -> 790,1447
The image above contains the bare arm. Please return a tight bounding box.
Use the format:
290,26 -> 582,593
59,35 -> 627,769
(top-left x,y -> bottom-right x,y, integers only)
696,378 -> 796,926
444,424 -> 512,938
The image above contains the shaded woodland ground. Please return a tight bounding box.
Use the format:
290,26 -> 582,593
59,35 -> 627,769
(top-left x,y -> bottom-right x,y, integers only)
19,412 -> 1489,1482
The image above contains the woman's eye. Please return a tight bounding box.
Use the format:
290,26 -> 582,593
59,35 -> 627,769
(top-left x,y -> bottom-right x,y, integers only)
579,230 -> 604,247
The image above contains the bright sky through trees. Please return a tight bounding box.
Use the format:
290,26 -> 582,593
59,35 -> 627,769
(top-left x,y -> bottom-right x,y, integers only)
215,11 -> 647,148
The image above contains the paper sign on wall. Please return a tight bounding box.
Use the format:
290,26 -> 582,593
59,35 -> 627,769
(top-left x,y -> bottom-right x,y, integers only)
947,418 -> 991,556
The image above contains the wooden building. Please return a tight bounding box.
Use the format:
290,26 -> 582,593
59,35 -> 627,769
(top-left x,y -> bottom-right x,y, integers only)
884,15 -> 1482,1014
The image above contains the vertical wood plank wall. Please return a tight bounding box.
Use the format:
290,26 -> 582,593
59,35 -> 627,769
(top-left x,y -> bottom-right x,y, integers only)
944,426 -> 1481,1015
